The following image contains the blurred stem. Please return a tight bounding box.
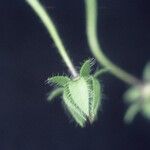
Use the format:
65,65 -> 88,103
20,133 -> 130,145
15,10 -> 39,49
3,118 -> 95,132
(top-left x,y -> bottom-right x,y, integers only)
94,68 -> 108,78
85,0 -> 141,85
26,0 -> 78,77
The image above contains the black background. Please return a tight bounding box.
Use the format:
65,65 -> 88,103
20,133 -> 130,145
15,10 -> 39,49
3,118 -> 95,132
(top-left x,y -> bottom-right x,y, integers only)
0,0 -> 150,150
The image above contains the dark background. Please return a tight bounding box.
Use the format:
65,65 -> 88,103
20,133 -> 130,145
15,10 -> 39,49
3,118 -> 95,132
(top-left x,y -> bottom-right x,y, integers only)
0,0 -> 150,149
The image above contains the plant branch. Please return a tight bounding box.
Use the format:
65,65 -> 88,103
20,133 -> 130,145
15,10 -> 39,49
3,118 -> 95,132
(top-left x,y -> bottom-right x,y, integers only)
85,0 -> 141,85
26,0 -> 78,77
94,68 -> 108,78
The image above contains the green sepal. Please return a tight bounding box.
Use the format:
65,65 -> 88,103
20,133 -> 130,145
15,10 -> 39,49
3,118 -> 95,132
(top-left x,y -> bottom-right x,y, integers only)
91,77 -> 101,121
63,88 -> 87,127
47,76 -> 70,87
66,77 -> 90,116
124,103 -> 140,124
143,62 -> 150,81
80,59 -> 95,77
142,102 -> 150,119
123,87 -> 141,103
47,88 -> 63,102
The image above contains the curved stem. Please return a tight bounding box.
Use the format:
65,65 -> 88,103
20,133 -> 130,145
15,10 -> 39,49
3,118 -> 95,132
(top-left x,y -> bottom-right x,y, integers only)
94,68 -> 108,78
85,0 -> 141,85
26,0 -> 78,77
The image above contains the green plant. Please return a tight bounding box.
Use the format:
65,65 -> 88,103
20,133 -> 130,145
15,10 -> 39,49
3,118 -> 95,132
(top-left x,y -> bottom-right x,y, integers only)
26,0 -> 150,127
47,59 -> 102,127
124,63 -> 150,123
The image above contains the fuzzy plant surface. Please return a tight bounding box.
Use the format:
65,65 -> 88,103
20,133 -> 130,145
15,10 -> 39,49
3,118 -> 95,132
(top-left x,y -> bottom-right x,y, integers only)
47,59 -> 102,127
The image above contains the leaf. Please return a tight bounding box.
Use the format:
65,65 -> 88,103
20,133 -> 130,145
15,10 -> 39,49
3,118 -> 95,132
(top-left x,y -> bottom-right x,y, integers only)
47,88 -> 63,102
124,104 -> 140,124
123,87 -> 140,103
143,62 -> 150,81
80,58 -> 95,77
47,76 -> 70,87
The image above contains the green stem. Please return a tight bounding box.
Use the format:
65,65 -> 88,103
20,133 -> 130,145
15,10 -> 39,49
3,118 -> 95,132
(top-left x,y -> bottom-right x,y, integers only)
85,0 -> 141,85
26,0 -> 78,77
94,68 -> 108,78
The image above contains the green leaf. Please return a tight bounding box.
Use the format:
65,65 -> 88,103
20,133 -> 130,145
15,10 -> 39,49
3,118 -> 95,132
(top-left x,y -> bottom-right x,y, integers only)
47,88 -> 63,102
143,62 -> 150,81
123,87 -> 140,103
47,76 -> 70,87
124,104 -> 140,124
80,59 -> 95,77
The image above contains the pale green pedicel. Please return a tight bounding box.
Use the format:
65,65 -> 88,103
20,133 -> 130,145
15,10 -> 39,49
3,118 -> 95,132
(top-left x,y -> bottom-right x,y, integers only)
26,0 -> 78,77
48,59 -> 102,127
85,0 -> 140,85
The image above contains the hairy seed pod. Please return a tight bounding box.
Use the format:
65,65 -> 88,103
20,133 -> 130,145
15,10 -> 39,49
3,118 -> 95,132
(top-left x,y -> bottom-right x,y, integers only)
63,76 -> 101,127
47,59 -> 102,127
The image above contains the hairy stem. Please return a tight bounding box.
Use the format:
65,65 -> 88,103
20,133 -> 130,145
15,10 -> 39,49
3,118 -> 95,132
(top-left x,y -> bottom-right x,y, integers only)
85,0 -> 141,85
26,0 -> 78,77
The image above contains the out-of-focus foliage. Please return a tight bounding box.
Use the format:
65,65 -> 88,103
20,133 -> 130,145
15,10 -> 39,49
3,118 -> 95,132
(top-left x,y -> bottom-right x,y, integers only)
124,63 -> 150,123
